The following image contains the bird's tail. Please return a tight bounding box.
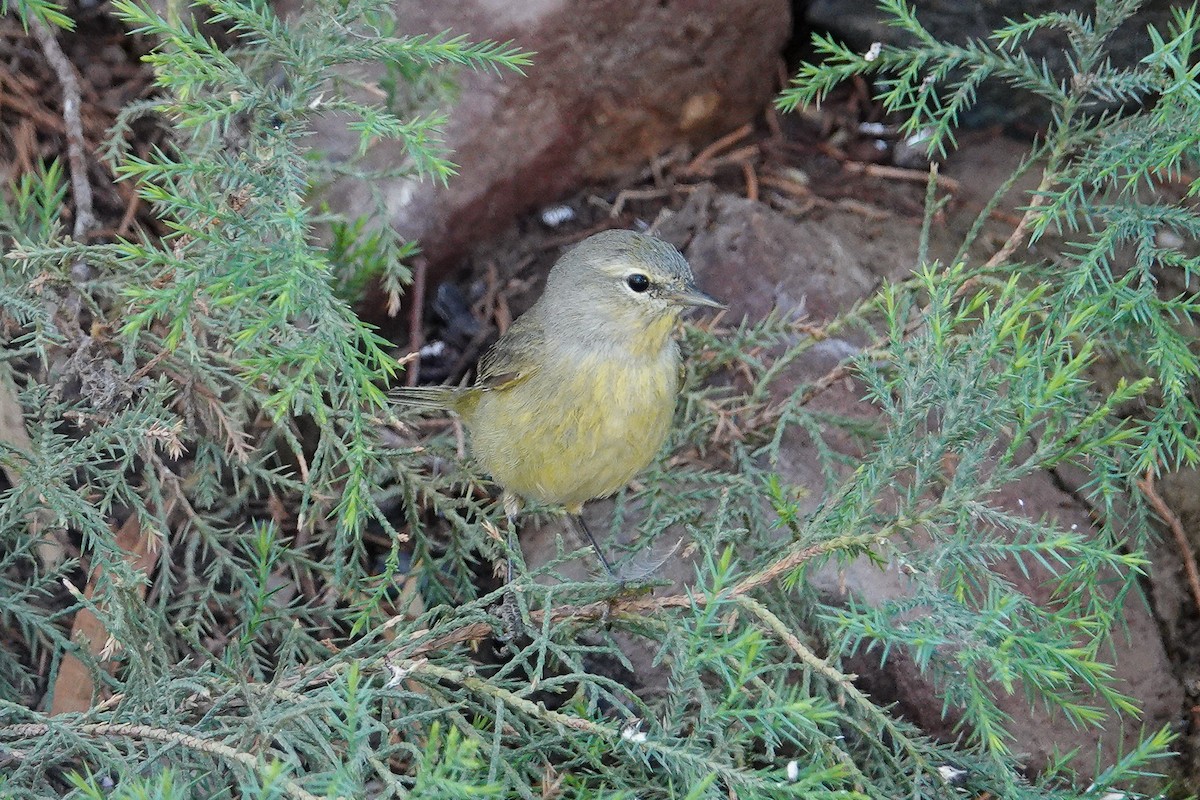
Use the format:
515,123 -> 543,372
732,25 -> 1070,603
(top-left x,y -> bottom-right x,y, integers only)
390,385 -> 461,412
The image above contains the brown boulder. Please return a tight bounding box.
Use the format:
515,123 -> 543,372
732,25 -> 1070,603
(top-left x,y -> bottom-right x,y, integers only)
307,0 -> 790,269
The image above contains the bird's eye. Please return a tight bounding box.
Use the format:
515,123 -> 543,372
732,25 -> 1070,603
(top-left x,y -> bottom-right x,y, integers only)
626,273 -> 651,293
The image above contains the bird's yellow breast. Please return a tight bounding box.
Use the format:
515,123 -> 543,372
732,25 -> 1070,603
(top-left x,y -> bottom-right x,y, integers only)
465,339 -> 680,512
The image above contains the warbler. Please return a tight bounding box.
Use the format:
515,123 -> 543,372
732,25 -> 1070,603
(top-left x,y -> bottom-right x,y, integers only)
393,229 -> 723,573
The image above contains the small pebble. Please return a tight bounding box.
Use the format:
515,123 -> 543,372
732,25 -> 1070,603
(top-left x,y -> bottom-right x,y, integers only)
540,204 -> 575,227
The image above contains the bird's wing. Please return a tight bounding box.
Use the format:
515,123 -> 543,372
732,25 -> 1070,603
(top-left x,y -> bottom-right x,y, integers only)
475,317 -> 545,392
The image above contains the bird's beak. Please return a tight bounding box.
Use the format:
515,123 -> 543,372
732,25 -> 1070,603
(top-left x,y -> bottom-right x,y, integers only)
672,284 -> 726,310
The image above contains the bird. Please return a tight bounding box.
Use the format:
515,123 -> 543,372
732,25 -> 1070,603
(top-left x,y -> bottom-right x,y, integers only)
392,229 -> 723,575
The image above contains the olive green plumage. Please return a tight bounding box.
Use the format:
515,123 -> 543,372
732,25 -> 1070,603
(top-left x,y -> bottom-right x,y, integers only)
393,229 -> 722,562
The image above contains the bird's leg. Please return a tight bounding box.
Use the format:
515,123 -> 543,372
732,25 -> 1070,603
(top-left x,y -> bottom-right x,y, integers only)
503,491 -> 523,584
568,512 -> 616,579
496,491 -> 529,644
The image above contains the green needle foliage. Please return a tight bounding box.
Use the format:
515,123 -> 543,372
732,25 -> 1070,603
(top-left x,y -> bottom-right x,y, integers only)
782,0 -> 1200,471
0,0 -> 1194,798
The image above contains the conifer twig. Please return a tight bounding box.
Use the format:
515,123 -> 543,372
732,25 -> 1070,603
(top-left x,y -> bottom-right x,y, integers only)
50,515 -> 158,715
393,531 -> 883,659
797,154 -> 1055,411
0,721 -> 323,800
408,660 -> 614,736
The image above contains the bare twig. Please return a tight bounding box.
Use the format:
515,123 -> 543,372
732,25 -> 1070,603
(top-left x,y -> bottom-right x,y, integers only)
405,256 -> 428,387
0,75 -> 69,134
115,188 -> 142,238
683,122 -> 753,175
741,161 -> 759,202
489,264 -> 513,335
610,186 -> 671,218
29,18 -> 96,239
691,144 -> 760,176
842,161 -> 962,193
983,167 -> 1053,270
764,101 -> 783,141
1138,470 -> 1200,613
834,198 -> 892,221
759,173 -> 816,201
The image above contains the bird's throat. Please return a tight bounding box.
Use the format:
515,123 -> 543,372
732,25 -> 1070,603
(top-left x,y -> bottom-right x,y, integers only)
627,312 -> 679,360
